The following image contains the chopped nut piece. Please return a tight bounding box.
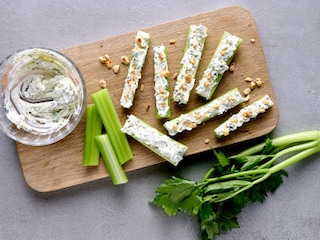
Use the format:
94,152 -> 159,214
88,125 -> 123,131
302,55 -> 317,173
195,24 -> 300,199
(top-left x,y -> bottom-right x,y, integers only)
229,62 -> 235,72
140,84 -> 144,92
169,39 -> 176,44
243,95 -> 250,102
242,110 -> 253,118
99,79 -> 107,88
99,55 -> 107,64
121,55 -> 130,65
245,77 -> 252,82
173,72 -> 178,80
250,81 -> 256,90
145,104 -> 150,111
161,70 -> 170,78
204,138 -> 210,144
262,98 -> 270,105
258,107 -> 266,113
112,64 -> 120,73
185,74 -> 192,83
255,78 -> 263,87
106,60 -> 113,69
99,54 -> 111,64
250,38 -> 256,43
243,87 -> 251,96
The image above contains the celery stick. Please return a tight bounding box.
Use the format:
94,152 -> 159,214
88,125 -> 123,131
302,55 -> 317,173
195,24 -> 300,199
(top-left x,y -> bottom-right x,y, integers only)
82,104 -> 103,166
153,45 -> 170,119
164,88 -> 244,136
92,88 -> 133,165
196,32 -> 242,100
121,114 -> 188,166
120,31 -> 151,109
95,134 -> 128,185
214,95 -> 273,138
173,24 -> 208,104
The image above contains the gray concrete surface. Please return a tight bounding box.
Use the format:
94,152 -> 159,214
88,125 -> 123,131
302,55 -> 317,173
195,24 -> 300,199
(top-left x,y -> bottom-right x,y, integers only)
1,1 -> 320,239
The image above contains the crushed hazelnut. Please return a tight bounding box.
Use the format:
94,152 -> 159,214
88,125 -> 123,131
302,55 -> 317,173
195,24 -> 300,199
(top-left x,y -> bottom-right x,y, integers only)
121,55 -> 130,65
99,54 -> 111,64
242,110 -> 253,118
169,39 -> 176,44
161,70 -> 170,78
112,64 -> 120,74
140,84 -> 145,92
106,60 -> 113,69
145,104 -> 150,111
243,95 -> 250,102
99,79 -> 107,88
243,87 -> 251,96
245,77 -> 252,82
204,138 -> 210,144
173,73 -> 178,80
250,38 -> 256,43
229,62 -> 235,72
250,81 -> 256,90
255,78 -> 263,87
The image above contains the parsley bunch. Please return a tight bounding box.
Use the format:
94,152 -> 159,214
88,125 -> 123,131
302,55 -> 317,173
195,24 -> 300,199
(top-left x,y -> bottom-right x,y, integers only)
151,130 -> 320,239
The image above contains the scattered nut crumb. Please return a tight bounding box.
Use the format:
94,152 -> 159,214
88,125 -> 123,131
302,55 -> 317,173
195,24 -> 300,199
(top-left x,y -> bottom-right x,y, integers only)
243,95 -> 250,102
245,77 -> 252,82
112,64 -> 120,74
204,138 -> 210,144
99,54 -> 111,64
250,81 -> 256,90
99,79 -> 107,88
173,72 -> 178,80
169,39 -> 176,44
255,78 -> 263,87
250,38 -> 256,43
106,60 -> 113,69
145,104 -> 150,111
243,87 -> 251,96
140,84 -> 144,92
121,55 -> 130,65
229,62 -> 235,72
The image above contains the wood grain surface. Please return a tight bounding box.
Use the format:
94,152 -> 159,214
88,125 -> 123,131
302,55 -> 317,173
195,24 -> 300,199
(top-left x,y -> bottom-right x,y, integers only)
16,6 -> 279,192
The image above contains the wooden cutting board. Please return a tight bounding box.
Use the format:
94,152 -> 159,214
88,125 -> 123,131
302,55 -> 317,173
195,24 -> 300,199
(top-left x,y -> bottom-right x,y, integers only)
16,6 -> 279,192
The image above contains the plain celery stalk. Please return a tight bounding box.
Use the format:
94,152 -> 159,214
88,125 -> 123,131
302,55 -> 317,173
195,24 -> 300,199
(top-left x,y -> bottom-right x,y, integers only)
91,88 -> 133,165
95,134 -> 128,185
82,104 -> 103,166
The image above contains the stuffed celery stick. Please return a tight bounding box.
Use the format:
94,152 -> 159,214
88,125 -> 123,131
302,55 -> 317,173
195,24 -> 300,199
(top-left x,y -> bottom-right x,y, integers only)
120,31 -> 151,109
214,94 -> 274,138
164,88 -> 244,136
153,45 -> 170,118
92,88 -> 133,165
121,114 -> 188,166
173,24 -> 208,104
196,31 -> 242,100
95,134 -> 128,185
82,104 -> 103,166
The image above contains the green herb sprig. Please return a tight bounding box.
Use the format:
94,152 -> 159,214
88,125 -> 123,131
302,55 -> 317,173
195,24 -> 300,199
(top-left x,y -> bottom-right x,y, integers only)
151,130 -> 320,239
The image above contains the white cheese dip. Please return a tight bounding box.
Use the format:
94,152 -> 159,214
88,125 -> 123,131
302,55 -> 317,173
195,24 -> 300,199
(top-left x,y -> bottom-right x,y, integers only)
4,48 -> 80,134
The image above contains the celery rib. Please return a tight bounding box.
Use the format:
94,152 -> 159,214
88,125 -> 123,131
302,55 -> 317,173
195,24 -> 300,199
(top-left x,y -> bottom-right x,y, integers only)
173,24 -> 208,104
95,134 -> 128,185
196,31 -> 242,100
82,104 -> 103,166
92,89 -> 133,165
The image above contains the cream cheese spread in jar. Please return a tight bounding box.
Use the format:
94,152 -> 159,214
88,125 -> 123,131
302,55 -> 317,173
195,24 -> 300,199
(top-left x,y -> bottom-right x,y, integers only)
3,48 -> 81,135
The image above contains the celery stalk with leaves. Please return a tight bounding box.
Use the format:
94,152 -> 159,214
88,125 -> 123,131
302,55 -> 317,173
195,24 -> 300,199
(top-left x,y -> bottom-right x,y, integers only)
151,130 -> 320,240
